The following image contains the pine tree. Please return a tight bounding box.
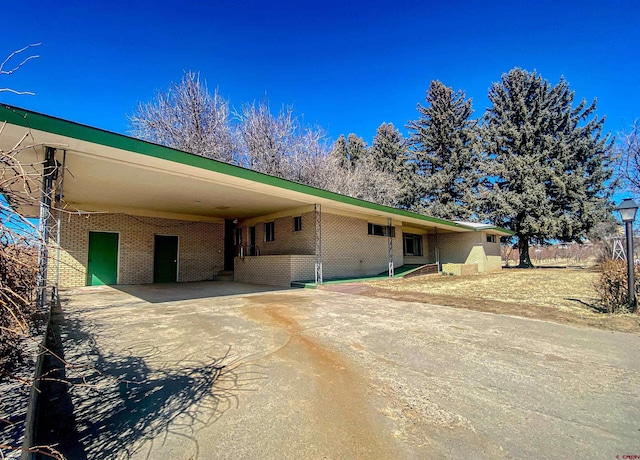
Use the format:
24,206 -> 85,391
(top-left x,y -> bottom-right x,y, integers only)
407,80 -> 482,220
482,68 -> 615,267
330,133 -> 367,170
370,122 -> 416,209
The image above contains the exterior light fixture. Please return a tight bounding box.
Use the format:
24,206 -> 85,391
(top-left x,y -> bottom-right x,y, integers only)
615,198 -> 639,311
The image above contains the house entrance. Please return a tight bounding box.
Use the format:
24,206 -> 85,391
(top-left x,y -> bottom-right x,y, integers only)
248,226 -> 256,256
154,235 -> 178,283
87,231 -> 119,286
224,220 -> 235,271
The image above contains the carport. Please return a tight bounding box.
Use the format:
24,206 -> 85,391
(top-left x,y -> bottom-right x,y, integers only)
0,104 -> 510,301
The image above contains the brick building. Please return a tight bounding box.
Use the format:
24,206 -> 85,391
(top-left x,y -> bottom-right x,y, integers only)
1,105 -> 511,288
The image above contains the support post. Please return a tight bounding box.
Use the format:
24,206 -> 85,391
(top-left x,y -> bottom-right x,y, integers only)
434,227 -> 440,271
625,220 -> 636,310
53,150 -> 66,303
36,147 -> 56,311
388,218 -> 394,277
315,204 -> 323,284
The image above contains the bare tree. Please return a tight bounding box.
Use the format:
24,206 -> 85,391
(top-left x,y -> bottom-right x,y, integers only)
501,243 -> 518,267
0,43 -> 44,355
617,120 -> 640,197
0,45 -> 70,459
235,100 -> 301,176
131,74 -> 403,207
588,220 -> 622,263
129,72 -> 236,163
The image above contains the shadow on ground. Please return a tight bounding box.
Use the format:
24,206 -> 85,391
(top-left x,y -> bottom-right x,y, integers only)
565,297 -> 607,313
38,303 -> 266,459
113,281 -> 288,303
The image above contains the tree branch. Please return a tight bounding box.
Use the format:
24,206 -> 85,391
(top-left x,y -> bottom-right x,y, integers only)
0,43 -> 41,76
0,43 -> 41,95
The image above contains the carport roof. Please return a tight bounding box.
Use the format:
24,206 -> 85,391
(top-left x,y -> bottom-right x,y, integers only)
0,104 -> 512,235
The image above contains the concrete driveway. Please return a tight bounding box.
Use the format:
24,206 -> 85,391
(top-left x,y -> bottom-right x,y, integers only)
50,281 -> 639,459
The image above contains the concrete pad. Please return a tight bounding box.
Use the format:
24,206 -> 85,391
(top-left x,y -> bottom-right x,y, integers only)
54,281 -> 640,459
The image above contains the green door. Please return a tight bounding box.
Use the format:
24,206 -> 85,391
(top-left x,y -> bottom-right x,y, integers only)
154,235 -> 178,283
87,232 -> 119,286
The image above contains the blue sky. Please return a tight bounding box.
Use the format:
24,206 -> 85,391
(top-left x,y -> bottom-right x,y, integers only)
1,0 -> 639,146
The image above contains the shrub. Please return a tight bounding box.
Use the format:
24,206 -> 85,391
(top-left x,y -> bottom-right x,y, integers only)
595,260 -> 640,314
0,232 -> 38,368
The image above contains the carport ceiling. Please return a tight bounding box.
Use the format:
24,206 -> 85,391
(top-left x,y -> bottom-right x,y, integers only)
6,137 -> 314,221
51,148 -> 311,220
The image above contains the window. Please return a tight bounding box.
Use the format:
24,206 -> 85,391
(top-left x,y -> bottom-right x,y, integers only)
403,233 -> 423,256
486,234 -> 497,243
265,222 -> 275,242
293,216 -> 302,232
368,223 -> 395,237
235,228 -> 242,246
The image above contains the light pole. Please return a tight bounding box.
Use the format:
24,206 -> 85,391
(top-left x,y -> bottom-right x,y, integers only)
615,198 -> 639,311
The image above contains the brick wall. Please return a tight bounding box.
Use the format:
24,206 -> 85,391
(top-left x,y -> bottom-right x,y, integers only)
403,263 -> 439,278
441,263 -> 479,276
320,213 -> 403,279
438,231 -> 485,270
249,212 -> 315,256
438,231 -> 502,272
240,210 -> 403,280
482,232 -> 503,271
55,212 -> 224,287
234,255 -> 315,287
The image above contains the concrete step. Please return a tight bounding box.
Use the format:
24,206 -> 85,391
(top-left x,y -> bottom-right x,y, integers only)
216,270 -> 234,282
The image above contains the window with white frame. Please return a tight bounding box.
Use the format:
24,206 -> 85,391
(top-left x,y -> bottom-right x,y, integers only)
486,234 -> 497,243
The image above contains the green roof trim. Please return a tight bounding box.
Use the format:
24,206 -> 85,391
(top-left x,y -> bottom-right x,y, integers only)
484,226 -> 515,235
0,104 -> 512,235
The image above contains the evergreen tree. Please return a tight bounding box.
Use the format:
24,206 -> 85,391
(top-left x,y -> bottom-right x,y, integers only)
407,80 -> 482,220
331,134 -> 350,169
370,122 -> 416,209
330,133 -> 367,170
482,68 -> 615,267
347,133 -> 367,166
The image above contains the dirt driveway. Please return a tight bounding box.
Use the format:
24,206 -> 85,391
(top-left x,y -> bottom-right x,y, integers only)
50,281 -> 639,459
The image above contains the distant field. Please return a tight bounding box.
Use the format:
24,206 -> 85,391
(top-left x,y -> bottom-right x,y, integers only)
358,267 -> 640,333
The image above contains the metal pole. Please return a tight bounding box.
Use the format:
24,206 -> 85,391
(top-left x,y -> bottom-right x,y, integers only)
388,218 -> 394,277
315,204 -> 323,284
625,220 -> 635,310
36,147 -> 55,310
53,150 -> 66,303
434,228 -> 440,271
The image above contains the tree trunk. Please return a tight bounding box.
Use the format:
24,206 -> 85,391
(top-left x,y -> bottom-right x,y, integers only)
517,237 -> 534,268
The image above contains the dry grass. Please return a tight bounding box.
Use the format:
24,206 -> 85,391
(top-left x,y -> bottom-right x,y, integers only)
373,268 -> 597,311
352,267 -> 640,333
